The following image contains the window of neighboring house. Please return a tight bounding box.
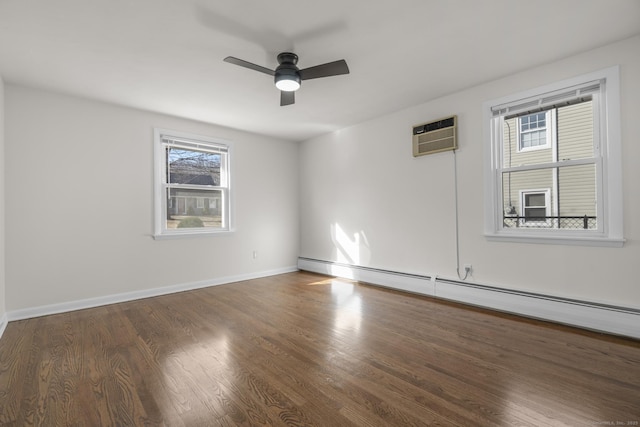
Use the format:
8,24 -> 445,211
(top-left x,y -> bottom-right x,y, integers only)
484,66 -> 624,246
518,111 -> 552,152
153,128 -> 233,238
520,189 -> 551,227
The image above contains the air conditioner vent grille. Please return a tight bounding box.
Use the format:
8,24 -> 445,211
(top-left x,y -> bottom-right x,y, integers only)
412,115 -> 457,157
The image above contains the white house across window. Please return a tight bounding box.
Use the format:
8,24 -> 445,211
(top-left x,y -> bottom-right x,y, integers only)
153,129 -> 232,238
484,66 -> 624,246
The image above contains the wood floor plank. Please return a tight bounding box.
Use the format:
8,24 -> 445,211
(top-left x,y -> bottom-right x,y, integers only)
1,271 -> 639,426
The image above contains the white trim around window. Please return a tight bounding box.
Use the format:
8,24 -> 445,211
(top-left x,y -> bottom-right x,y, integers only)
483,66 -> 624,247
153,128 -> 234,239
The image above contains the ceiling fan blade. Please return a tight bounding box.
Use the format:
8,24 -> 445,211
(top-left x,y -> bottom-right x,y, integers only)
223,56 -> 275,76
280,91 -> 295,106
299,59 -> 349,80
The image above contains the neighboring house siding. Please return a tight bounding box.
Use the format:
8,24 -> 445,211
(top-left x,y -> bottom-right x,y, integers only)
503,169 -> 554,203
502,101 -> 594,227
558,102 -> 594,161
557,102 -> 596,221
557,102 -> 596,224
558,164 -> 596,216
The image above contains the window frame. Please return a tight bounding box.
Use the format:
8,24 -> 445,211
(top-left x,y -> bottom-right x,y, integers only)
153,128 -> 234,239
483,66 -> 624,247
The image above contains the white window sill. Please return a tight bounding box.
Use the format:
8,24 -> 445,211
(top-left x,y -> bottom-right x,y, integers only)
152,229 -> 234,240
485,232 -> 625,248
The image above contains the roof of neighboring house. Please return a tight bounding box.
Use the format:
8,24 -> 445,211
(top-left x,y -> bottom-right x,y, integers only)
169,173 -> 217,186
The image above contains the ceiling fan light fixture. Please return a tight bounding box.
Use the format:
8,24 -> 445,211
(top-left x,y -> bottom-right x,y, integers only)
275,74 -> 301,92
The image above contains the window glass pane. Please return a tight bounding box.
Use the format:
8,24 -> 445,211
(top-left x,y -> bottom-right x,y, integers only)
520,112 -> 545,131
167,147 -> 221,185
502,164 -> 597,230
558,163 -> 597,230
166,188 -> 224,229
503,118 -> 553,167
524,207 -> 546,221
521,130 -> 546,148
537,132 -> 546,146
525,194 -> 545,207
502,168 -> 554,216
557,100 -> 594,160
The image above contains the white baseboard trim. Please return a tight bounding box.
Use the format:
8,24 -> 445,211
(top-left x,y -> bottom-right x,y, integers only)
0,313 -> 8,341
298,257 -> 640,340
7,266 -> 298,322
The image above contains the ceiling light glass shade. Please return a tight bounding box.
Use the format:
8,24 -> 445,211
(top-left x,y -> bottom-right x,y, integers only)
275,77 -> 300,92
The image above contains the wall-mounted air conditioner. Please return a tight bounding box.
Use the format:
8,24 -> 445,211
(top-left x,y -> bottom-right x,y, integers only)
412,115 -> 457,157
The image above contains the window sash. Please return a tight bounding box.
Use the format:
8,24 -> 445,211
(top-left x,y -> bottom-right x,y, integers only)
162,185 -> 230,233
498,162 -> 601,227
163,144 -> 228,188
154,128 -> 233,237
161,153 -> 229,232
492,93 -> 602,234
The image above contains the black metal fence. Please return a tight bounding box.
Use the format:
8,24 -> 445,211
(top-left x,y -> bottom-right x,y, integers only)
503,216 -> 597,230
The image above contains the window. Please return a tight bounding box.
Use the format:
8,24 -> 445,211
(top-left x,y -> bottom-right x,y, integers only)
153,129 -> 232,238
518,111 -> 552,151
484,66 -> 623,246
520,189 -> 551,227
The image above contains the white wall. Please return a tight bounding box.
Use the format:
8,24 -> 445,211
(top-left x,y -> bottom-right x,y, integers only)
299,35 -> 640,309
5,85 -> 299,311
0,75 -> 6,322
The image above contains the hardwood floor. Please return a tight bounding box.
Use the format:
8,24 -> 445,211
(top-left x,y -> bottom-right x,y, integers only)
0,271 -> 638,426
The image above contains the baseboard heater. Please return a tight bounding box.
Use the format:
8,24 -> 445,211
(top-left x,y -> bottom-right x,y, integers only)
297,257 -> 640,339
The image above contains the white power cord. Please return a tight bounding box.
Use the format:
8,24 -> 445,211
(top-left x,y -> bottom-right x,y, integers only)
453,149 -> 470,281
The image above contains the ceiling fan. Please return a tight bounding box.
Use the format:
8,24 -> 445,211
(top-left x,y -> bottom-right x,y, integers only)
223,52 -> 349,106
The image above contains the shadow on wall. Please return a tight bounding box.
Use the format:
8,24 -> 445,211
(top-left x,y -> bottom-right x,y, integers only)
331,223 -> 371,266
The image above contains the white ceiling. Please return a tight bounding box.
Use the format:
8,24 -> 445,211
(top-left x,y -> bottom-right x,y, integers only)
1,0 -> 639,142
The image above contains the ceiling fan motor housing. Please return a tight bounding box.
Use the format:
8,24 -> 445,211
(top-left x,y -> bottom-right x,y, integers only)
275,53 -> 301,90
